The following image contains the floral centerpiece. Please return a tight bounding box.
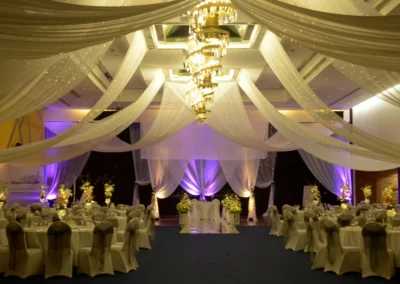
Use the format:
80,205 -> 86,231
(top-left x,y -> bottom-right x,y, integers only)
383,184 -> 397,218
104,183 -> 114,206
0,183 -> 8,210
338,183 -> 351,210
222,194 -> 242,214
80,181 -> 94,205
311,185 -> 320,206
176,193 -> 191,214
361,185 -> 372,204
55,184 -> 72,218
40,184 -> 47,203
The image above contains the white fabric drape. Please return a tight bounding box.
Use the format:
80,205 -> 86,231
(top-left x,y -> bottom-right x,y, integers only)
237,73 -> 400,171
299,149 -> 352,197
180,160 -> 227,199
256,151 -> 277,209
1,31 -> 148,165
334,61 -> 400,108
129,123 -> 150,206
259,31 -> 400,163
0,0 -> 200,59
44,128 -> 90,198
232,0 -> 400,72
148,159 -> 190,219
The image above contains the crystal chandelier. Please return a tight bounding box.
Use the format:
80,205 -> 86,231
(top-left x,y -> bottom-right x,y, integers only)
184,0 -> 237,122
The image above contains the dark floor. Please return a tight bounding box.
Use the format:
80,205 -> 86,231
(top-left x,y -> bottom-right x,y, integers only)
1,226 -> 397,283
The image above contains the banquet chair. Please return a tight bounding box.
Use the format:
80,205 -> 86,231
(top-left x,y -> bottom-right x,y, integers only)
144,205 -> 156,240
75,209 -> 88,216
111,218 -> 140,273
337,213 -> 353,228
356,206 -> 370,216
99,207 -> 109,213
94,212 -> 108,221
126,206 -> 137,217
310,219 -> 327,270
283,210 -> 306,251
269,206 -> 283,237
105,216 -> 119,244
78,221 -> 114,277
323,220 -> 361,275
361,222 -> 395,280
375,213 -> 387,224
304,211 -> 318,254
0,218 -> 9,246
45,222 -> 73,278
116,204 -> 125,211
5,221 -> 44,278
357,216 -> 367,227
137,204 -> 145,219
0,242 -> 8,273
211,199 -> 220,221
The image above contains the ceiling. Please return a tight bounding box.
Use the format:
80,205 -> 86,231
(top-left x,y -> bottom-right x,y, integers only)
48,0 -> 400,111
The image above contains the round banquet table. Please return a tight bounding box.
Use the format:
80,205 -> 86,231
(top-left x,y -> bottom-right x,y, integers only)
25,226 -> 94,266
340,226 -> 400,267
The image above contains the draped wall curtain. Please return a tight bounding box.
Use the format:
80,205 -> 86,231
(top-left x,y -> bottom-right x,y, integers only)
180,159 -> 227,200
43,128 -> 90,199
129,123 -> 150,205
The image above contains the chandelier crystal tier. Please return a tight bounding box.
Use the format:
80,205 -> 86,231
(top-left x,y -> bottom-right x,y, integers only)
184,0 -> 237,122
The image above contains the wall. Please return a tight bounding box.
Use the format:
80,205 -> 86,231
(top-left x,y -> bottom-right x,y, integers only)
0,110 -> 44,205
353,97 -> 399,203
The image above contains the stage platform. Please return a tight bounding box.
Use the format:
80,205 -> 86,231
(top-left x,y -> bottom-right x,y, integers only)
155,215 -> 267,227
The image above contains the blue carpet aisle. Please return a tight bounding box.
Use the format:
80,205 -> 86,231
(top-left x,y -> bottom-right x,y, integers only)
1,226 -> 398,283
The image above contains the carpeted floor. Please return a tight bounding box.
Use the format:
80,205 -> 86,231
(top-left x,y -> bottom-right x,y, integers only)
2,226 -> 398,283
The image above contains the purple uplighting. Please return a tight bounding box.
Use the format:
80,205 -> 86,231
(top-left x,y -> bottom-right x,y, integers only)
180,160 -> 226,199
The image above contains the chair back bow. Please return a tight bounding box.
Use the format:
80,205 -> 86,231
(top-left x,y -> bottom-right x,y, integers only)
47,222 -> 72,272
6,221 -> 27,270
124,218 -> 139,265
91,221 -> 114,271
323,220 -> 340,265
337,212 -> 353,228
304,211 -> 317,261
282,210 -> 294,243
362,222 -> 387,272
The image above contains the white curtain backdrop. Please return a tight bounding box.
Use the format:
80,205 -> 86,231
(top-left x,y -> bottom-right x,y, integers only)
0,0 -> 200,59
259,31 -> 400,162
256,152 -> 277,210
180,160 -> 227,200
231,0 -> 400,72
129,123 -> 150,206
0,31 -> 149,165
238,72 -> 400,171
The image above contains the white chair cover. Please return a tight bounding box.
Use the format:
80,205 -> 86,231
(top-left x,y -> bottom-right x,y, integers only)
111,218 -> 139,273
106,216 -> 119,245
269,206 -> 283,237
323,220 -> 361,275
78,221 -> 114,277
283,210 -> 306,251
5,221 -> 44,278
211,199 -> 220,221
0,218 -> 9,246
310,219 -> 327,270
361,222 -> 395,280
45,222 -> 73,278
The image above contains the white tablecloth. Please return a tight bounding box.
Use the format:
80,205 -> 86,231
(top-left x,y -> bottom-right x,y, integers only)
191,201 -> 220,220
25,226 -> 94,266
340,226 -> 400,267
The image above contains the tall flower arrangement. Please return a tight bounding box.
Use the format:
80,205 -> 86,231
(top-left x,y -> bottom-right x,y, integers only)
311,185 -> 320,205
222,193 -> 242,214
176,193 -> 191,214
383,184 -> 397,218
40,184 -> 48,203
361,185 -> 372,203
0,183 -> 8,210
104,183 -> 114,206
80,181 -> 94,204
338,183 -> 351,210
55,184 -> 72,218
